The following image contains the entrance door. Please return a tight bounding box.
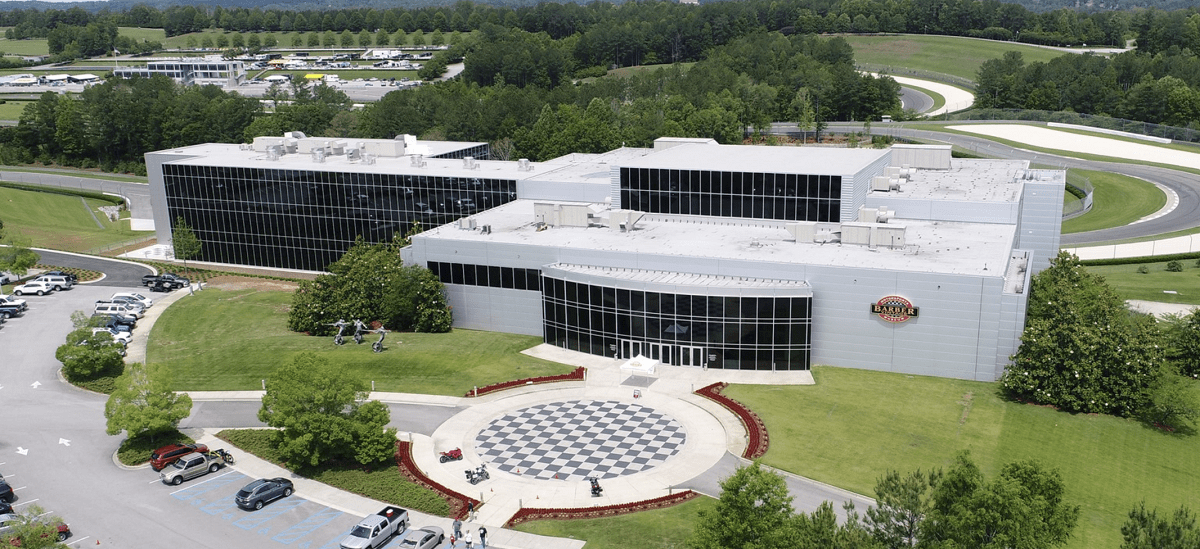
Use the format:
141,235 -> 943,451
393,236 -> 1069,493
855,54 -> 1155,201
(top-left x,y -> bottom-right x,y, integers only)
678,346 -> 705,367
620,340 -> 644,359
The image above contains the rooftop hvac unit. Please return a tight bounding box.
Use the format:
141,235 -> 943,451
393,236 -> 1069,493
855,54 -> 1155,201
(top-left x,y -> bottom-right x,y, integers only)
871,225 -> 906,248
458,218 -> 478,230
609,210 -> 645,232
1014,281 -> 1025,294
363,154 -> 376,165
463,156 -> 477,170
311,147 -> 325,163
859,206 -> 894,223
518,158 -> 532,171
813,229 -> 841,243
239,143 -> 251,151
841,223 -> 873,246
870,176 -> 901,192
411,154 -> 426,167
785,222 -> 818,242
329,140 -> 346,155
252,136 -> 285,152
346,147 -> 361,161
285,131 -> 306,139
283,138 -> 298,154
482,225 -> 492,234
362,139 -> 405,157
265,145 -> 281,161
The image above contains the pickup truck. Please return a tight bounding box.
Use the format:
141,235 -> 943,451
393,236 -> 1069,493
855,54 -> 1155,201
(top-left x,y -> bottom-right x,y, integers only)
142,273 -> 189,289
159,451 -> 228,485
338,507 -> 409,549
0,295 -> 25,319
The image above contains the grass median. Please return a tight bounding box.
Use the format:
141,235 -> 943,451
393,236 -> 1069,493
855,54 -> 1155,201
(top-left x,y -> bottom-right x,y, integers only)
723,366 -> 1200,549
146,284 -> 575,395
0,186 -> 152,252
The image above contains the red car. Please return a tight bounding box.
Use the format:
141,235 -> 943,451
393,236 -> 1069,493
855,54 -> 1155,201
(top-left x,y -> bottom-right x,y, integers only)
150,443 -> 208,471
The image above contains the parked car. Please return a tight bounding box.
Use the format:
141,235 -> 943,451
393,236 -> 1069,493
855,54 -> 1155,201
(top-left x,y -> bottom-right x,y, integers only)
396,526 -> 444,549
33,275 -> 73,291
147,279 -> 176,293
159,451 -> 228,485
0,501 -> 10,515
0,475 -> 12,502
94,301 -> 143,319
149,443 -> 208,471
235,478 -> 293,510
91,327 -> 132,346
11,281 -> 53,296
0,295 -> 27,311
0,513 -> 70,543
92,313 -> 136,333
40,270 -> 78,283
0,272 -> 16,285
339,507 -> 409,549
111,292 -> 153,309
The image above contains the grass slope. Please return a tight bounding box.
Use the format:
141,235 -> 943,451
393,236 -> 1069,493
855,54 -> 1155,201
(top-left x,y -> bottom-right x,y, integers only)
0,187 -> 151,252
844,34 -> 1069,82
147,286 -> 575,394
1062,168 -> 1166,234
0,100 -> 32,121
514,496 -> 716,549
724,367 -> 1200,549
1088,260 -> 1200,304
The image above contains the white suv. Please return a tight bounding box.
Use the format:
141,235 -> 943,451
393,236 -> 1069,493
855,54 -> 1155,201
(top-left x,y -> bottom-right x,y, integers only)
12,281 -> 53,296
34,275 -> 73,291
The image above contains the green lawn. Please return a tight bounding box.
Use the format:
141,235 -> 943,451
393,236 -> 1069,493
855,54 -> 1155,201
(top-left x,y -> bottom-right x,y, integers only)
0,100 -> 32,120
119,27 -> 166,43
724,367 -> 1200,549
844,34 -> 1070,82
0,186 -> 152,251
1062,168 -> 1166,234
515,496 -> 716,549
0,34 -> 49,57
1087,260 -> 1200,305
147,286 -> 575,394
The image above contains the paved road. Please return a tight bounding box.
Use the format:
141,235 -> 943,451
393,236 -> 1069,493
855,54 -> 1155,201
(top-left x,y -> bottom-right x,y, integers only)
898,86 -> 933,114
36,249 -> 153,287
0,169 -> 153,222
782,122 -> 1200,245
183,399 -> 463,435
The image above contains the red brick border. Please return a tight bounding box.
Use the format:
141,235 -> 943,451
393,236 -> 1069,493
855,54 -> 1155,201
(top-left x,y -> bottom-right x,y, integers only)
464,367 -> 586,398
394,441 -> 481,520
694,382 -> 770,459
504,490 -> 699,527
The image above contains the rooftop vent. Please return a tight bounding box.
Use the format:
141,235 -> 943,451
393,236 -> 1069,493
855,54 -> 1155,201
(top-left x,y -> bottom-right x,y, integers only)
463,156 -> 477,170
346,147 -> 361,161
458,218 -> 478,230
363,154 -> 376,165
311,147 -> 325,163
411,154 -> 426,168
266,144 -> 281,161
285,131 -> 307,139
518,158 -> 533,172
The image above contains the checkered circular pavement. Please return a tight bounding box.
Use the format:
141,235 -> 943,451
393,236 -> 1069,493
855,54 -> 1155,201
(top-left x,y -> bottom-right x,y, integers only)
474,400 -> 687,481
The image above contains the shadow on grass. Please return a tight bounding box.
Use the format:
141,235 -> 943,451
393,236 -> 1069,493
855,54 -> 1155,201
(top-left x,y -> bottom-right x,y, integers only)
993,384 -> 1198,438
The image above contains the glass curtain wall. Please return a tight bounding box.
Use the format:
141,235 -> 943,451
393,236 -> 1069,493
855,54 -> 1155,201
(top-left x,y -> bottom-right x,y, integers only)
163,164 -> 516,271
542,276 -> 812,370
618,167 -> 842,222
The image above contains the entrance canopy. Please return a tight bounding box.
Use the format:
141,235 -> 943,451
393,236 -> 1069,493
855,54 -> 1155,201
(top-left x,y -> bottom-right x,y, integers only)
620,354 -> 658,376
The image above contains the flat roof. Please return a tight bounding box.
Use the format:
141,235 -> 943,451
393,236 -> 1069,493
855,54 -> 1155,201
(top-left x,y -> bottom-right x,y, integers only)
421,199 -> 1017,277
885,159 -> 1029,202
623,142 -> 891,175
548,263 -> 813,290
523,148 -> 658,185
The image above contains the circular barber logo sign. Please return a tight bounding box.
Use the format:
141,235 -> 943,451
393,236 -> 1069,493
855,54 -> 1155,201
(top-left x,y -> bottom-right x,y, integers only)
872,295 -> 919,323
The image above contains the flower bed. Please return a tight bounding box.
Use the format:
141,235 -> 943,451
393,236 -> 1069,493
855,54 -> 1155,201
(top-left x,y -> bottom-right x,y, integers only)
504,490 -> 698,527
394,440 -> 480,520
694,382 -> 770,459
464,366 -> 586,398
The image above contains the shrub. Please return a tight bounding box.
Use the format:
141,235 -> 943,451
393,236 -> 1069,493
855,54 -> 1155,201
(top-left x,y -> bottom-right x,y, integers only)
1167,261 -> 1184,272
1138,265 -> 1150,274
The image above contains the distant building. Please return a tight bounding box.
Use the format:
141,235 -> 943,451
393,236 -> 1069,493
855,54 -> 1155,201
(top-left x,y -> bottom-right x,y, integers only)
113,58 -> 245,87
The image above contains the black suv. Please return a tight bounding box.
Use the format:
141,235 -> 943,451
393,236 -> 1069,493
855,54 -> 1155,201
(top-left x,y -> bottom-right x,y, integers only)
92,313 -> 136,332
0,475 -> 13,503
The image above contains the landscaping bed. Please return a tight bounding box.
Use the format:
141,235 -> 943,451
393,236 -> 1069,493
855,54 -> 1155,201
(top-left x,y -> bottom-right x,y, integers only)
217,429 -> 449,516
116,429 -> 196,466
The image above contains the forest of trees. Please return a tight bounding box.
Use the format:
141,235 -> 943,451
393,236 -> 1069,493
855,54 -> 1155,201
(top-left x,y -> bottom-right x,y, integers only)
0,31 -> 898,171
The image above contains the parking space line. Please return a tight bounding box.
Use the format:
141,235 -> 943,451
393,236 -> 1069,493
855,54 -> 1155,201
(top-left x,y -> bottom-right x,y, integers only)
271,506 -> 343,544
12,486 -> 26,491
13,499 -> 37,507
66,536 -> 89,546
170,471 -> 245,498
315,527 -> 356,549
200,494 -> 242,517
232,497 -> 306,531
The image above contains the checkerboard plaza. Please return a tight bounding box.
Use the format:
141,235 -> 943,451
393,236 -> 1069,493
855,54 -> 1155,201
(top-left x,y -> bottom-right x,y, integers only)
147,137 -> 1064,381
475,400 -> 686,481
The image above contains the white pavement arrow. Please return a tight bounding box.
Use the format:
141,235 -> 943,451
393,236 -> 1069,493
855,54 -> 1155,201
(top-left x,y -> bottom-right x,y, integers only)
30,381 -> 40,389
15,448 -> 28,455
58,439 -> 70,447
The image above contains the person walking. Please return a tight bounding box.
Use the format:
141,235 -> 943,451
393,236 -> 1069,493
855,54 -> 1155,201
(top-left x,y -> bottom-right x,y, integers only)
478,526 -> 488,548
464,529 -> 473,549
452,518 -> 463,540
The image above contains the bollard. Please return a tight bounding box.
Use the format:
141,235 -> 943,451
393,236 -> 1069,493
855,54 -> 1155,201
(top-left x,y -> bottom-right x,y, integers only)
372,380 -> 375,391
261,379 -> 266,390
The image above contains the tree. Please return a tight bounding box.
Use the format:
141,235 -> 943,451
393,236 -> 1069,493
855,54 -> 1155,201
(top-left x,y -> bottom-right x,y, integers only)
55,327 -> 124,380
865,468 -> 941,549
1002,251 -> 1164,417
0,218 -> 39,275
105,362 -> 193,440
1122,502 -> 1200,549
171,216 -> 202,276
689,461 -> 799,549
923,452 -> 1080,549
0,505 -> 68,548
1145,370 -> 1200,429
258,352 -> 397,467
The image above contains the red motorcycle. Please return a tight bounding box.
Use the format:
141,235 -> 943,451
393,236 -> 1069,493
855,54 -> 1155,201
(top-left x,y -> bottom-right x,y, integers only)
439,448 -> 464,463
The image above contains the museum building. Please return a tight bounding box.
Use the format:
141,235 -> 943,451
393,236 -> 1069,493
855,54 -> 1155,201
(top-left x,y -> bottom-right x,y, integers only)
146,136 -> 1064,381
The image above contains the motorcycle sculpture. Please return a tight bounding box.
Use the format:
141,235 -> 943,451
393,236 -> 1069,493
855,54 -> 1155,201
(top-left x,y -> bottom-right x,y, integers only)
587,476 -> 603,497
465,463 -> 490,485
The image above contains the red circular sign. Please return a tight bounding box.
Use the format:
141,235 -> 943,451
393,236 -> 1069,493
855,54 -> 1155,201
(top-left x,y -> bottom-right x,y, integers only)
872,295 -> 919,323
